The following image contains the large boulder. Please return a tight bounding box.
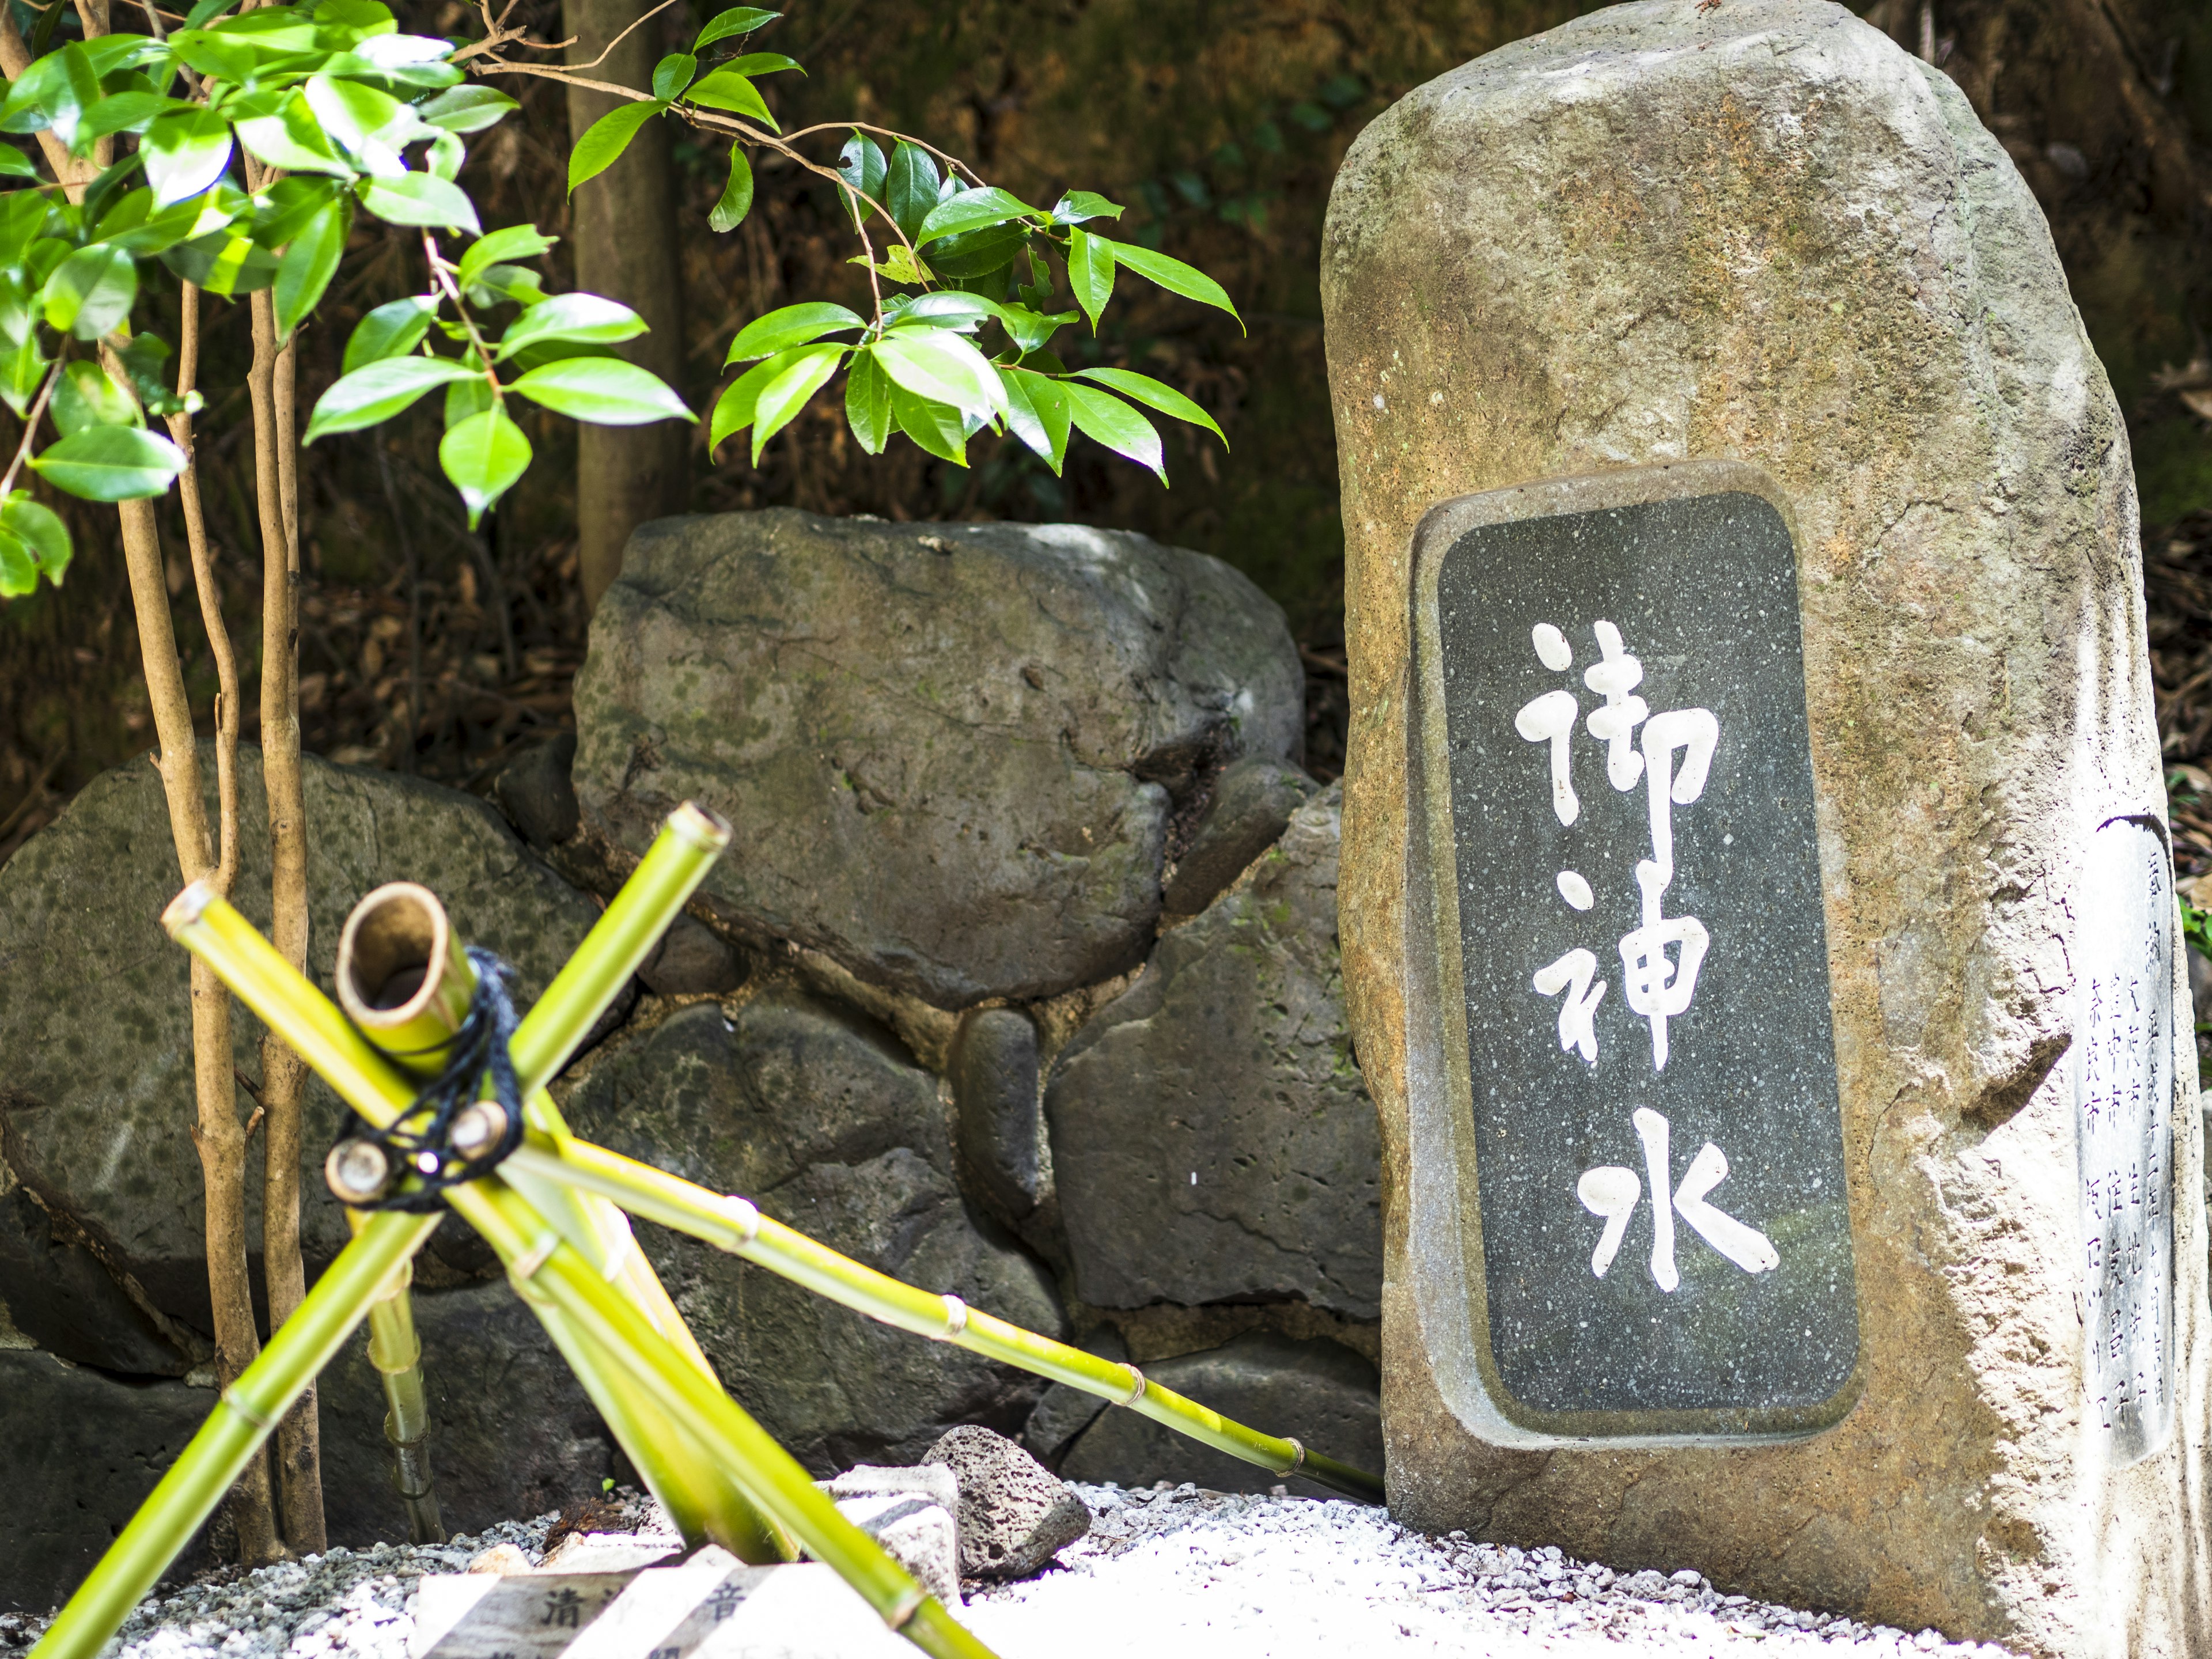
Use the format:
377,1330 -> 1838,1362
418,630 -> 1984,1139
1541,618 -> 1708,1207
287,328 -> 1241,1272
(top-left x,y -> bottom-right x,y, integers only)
0,746 -> 604,1344
560,990 -> 1067,1471
1046,785 -> 1381,1319
1054,1333 -> 1382,1500
570,510 -> 1304,1010
0,1350 -> 213,1612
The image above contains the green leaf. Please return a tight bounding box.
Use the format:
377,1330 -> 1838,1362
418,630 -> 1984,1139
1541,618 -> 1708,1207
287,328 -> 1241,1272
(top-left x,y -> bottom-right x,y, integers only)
694,7 -> 779,51
1,495 -> 69,585
999,368 -> 1069,473
686,69 -> 775,130
0,146 -> 34,180
161,230 -> 281,297
725,301 -> 863,364
443,373 -> 492,427
707,346 -> 806,452
1093,238 -> 1243,331
834,130 -> 884,225
274,196 -> 349,340
875,328 -> 1004,422
457,224 -> 556,291
1052,190 -> 1123,225
3,43 -> 99,150
884,291 -> 992,331
652,52 -> 698,100
81,91 -> 180,146
249,176 -> 338,248
418,86 -> 518,134
1064,381 -> 1164,483
510,357 -> 694,426
302,74 -> 413,168
843,348 -> 891,454
144,107 -> 234,206
355,172 -> 479,233
114,331 -> 192,416
464,263 -> 546,308
719,52 -> 801,77
889,381 -> 967,465
51,359 -> 141,435
847,243 -> 931,286
709,147 -> 753,233
304,355 -> 480,442
1067,227 -> 1113,331
926,224 -> 1026,283
569,100 -> 662,193
42,243 -> 135,339
426,129 -> 465,181
497,293 -> 646,359
884,141 -> 939,243
438,407 -> 530,528
1075,368 -> 1225,448
916,186 -> 1036,247
232,90 -> 352,177
29,424 -> 184,500
342,294 -> 438,374
0,530 -> 35,597
748,341 -> 843,463
0,334 -> 44,416
993,303 -> 1076,355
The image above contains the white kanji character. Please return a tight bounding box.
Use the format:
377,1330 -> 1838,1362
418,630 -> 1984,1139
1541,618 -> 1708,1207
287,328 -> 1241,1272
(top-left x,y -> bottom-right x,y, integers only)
1515,688 -> 1580,827
1583,620 -> 1650,791
1575,1109 -> 1777,1291
1533,948 -> 1606,1065
1619,862 -> 1710,1072
1636,706 -> 1718,884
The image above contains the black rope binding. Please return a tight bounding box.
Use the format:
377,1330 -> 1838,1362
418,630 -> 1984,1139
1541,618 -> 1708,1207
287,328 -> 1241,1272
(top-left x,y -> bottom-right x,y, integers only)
335,945 -> 527,1211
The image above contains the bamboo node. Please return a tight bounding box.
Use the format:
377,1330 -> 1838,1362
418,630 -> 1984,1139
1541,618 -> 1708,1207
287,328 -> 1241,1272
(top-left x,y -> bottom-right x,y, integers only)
1276,1436 -> 1306,1478
936,1294 -> 968,1338
508,1228 -> 561,1282
161,881 -> 218,937
220,1387 -> 274,1431
717,1194 -> 761,1247
884,1584 -> 926,1631
1118,1366 -> 1147,1406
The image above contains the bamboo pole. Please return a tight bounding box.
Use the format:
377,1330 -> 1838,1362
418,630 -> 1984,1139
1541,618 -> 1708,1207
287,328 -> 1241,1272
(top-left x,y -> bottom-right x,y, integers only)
155,890 -> 996,1659
504,1134 -> 1385,1502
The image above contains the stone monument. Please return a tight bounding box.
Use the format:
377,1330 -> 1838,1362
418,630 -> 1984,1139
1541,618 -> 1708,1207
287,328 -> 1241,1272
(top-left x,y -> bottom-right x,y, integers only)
1321,2 -> 2210,1652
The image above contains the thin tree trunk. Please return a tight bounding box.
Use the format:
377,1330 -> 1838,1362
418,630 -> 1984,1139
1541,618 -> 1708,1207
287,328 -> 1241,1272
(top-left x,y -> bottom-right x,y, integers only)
563,0 -> 687,612
116,495 -> 281,1567
248,290 -> 322,1553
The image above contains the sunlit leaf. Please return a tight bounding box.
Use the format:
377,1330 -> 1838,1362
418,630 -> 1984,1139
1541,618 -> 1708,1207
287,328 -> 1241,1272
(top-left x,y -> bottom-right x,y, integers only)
417,86 -> 517,134
510,357 -> 694,426
652,52 -> 698,100
497,293 -> 646,359
0,145 -> 34,180
843,348 -> 891,454
457,224 -> 556,291
1063,381 -> 1165,483
355,171 -> 479,233
1074,368 -> 1225,448
915,186 -> 1036,247
304,355 -> 480,442
0,531 -> 34,596
81,91 -> 181,146
884,142 -> 942,244
875,327 -> 1003,422
443,373 -> 492,427
889,381 -> 966,465
999,368 -> 1069,474
1052,191 -> 1123,225
233,90 -> 353,177
725,301 -> 863,364
707,347 -> 799,452
693,6 -> 780,52
274,195 -> 349,340
41,243 -> 135,339
834,130 -> 884,225
749,340 -> 843,463
709,147 -> 753,233
343,294 -> 438,374
1068,227 -> 1112,331
51,359 -> 141,435
2,494 -> 69,584
438,407 -> 530,528
686,69 -> 776,130
568,100 -> 662,193
1093,238 -> 1243,331
29,424 -> 184,500
303,74 -> 412,172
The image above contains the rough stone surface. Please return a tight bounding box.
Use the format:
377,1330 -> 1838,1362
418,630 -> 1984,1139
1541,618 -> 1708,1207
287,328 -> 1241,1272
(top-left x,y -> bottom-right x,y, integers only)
1046,785 -> 1381,1319
1162,757 -> 1316,916
0,747 -> 604,1343
491,732 -> 580,851
0,1349 -> 213,1612
1321,3 -> 2202,1653
823,1465 -> 963,1608
0,1183 -> 189,1376
560,990 -> 1067,1471
921,1425 -> 1090,1580
571,509 -> 1304,1009
1056,1334 -> 1382,1501
316,1281 -> 616,1547
949,1009 -> 1043,1227
636,913 -> 744,997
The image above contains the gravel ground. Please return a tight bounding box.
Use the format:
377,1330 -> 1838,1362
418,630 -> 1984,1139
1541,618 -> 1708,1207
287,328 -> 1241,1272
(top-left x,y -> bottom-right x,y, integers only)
1,1486 -> 2025,1659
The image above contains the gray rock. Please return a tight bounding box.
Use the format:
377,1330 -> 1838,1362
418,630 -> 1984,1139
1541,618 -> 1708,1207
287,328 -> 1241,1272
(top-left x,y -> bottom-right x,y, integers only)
0,1184 -> 189,1376
1021,1330 -> 1126,1465
637,914 -> 744,997
560,992 -> 1067,1472
920,1425 -> 1089,1580
949,1009 -> 1042,1226
1161,757 -> 1315,916
0,745 -> 605,1343
571,509 -> 1304,1009
0,1349 -> 213,1612
316,1280 -> 617,1548
1046,785 -> 1381,1319
491,732 -> 579,851
1056,1332 -> 1381,1499
822,1465 -> 961,1607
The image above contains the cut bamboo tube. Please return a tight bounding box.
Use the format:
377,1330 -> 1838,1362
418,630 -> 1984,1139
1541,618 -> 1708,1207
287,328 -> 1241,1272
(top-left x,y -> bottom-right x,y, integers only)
345,1210 -> 442,1543
158,888 -> 998,1659
332,834 -> 785,1564
506,1133 -> 1386,1502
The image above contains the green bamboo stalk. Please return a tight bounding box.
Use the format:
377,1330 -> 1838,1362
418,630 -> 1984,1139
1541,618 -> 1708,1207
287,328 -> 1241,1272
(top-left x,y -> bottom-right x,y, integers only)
163,888 -> 998,1659
31,1210 -> 441,1659
345,1210 -> 442,1543
508,1135 -> 1387,1502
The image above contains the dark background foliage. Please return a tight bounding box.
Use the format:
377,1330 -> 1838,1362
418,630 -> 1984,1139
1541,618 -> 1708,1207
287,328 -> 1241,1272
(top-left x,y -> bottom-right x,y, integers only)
3,0 -> 2211,864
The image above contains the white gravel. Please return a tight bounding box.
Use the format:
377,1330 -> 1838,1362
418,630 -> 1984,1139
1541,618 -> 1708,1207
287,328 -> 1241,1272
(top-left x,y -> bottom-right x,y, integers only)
3,1486 -> 2027,1659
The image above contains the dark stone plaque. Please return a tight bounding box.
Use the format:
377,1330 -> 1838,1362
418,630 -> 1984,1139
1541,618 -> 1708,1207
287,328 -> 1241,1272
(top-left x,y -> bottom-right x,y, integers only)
1419,486 -> 1858,1431
2074,817 -> 2176,1464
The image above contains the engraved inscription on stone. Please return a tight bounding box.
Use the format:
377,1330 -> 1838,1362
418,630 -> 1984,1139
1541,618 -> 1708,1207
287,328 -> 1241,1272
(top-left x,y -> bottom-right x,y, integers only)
2075,816 -> 2176,1464
1422,488 -> 1858,1431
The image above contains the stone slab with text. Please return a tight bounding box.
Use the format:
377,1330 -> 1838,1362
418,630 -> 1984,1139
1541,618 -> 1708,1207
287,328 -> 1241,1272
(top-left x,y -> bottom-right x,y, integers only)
1321,2 -> 2209,1653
